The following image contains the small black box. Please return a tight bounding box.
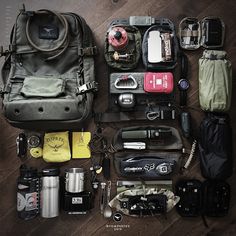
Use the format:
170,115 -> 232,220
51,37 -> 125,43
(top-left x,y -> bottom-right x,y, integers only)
63,191 -> 93,214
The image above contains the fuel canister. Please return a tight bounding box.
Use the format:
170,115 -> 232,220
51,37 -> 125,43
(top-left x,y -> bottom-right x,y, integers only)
108,26 -> 129,51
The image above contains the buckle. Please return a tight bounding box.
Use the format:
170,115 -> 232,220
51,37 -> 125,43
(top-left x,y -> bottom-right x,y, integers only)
78,46 -> 97,56
0,87 -> 7,98
76,82 -> 98,95
0,46 -> 13,57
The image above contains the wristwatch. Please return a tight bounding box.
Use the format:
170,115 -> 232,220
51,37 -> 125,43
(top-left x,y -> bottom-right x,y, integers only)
178,53 -> 189,107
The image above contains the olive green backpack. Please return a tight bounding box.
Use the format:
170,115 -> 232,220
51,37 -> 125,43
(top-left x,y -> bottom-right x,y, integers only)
199,50 -> 232,112
0,7 -> 97,130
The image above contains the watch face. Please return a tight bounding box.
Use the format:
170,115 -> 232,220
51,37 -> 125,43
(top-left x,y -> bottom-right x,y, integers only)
178,79 -> 190,90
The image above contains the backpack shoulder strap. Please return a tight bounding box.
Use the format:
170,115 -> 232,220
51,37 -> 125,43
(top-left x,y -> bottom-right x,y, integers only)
71,13 -> 98,95
72,14 -> 97,56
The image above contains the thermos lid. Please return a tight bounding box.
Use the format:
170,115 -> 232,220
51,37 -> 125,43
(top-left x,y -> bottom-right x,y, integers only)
20,164 -> 38,178
42,168 -> 60,176
65,168 -> 84,174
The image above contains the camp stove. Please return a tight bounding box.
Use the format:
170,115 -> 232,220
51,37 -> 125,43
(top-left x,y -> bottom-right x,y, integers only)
108,26 -> 129,50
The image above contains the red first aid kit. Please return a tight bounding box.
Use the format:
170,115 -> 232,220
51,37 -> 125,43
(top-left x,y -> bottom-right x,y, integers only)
144,72 -> 174,94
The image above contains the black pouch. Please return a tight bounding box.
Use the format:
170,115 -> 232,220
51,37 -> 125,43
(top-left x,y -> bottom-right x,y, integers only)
203,180 -> 230,217
142,18 -> 178,70
179,16 -> 225,50
175,179 -> 202,217
198,113 -> 233,180
126,194 -> 167,216
113,125 -> 183,179
114,152 -> 180,179
175,179 -> 230,218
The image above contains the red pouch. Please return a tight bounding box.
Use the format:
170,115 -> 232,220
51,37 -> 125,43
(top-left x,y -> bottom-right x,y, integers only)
144,72 -> 174,94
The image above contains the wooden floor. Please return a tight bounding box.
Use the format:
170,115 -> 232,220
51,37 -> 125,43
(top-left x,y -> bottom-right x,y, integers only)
0,0 -> 236,235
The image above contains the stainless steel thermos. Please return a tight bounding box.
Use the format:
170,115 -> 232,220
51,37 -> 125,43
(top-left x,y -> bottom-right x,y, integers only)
40,168 -> 60,218
17,165 -> 39,220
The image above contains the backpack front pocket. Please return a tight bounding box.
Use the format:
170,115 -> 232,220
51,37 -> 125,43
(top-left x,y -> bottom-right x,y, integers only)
21,76 -> 65,98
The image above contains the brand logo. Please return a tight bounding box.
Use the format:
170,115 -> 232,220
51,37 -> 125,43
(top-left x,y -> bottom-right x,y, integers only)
46,137 -> 64,152
113,212 -> 123,222
18,184 -> 29,190
43,27 -> 54,35
72,197 -> 83,204
39,25 -> 59,40
144,163 -> 155,172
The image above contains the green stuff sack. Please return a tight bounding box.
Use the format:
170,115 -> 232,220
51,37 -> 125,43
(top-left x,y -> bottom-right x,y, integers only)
199,50 -> 232,112
43,131 -> 71,162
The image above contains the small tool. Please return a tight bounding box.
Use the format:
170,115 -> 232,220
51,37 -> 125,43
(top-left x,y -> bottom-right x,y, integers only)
16,133 -> 27,158
113,51 -> 133,61
103,181 -> 112,218
102,153 -> 110,180
100,182 -> 106,214
123,142 -> 146,150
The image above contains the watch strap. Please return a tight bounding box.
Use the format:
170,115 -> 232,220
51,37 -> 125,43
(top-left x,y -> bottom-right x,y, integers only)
180,90 -> 187,107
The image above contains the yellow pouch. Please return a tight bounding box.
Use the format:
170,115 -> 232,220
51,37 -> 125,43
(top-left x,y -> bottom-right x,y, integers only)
43,131 -> 71,162
72,132 -> 91,159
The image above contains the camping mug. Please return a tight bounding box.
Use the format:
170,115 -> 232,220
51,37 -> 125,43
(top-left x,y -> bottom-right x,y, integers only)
65,168 -> 85,193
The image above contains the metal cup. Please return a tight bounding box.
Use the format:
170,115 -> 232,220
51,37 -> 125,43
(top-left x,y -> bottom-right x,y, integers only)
65,168 -> 84,193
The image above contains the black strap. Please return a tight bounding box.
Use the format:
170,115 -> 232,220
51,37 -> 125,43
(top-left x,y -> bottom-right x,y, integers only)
179,90 -> 187,107
94,108 -> 175,123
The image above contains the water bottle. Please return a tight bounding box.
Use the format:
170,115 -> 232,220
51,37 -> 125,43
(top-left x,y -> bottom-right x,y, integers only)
17,165 -> 39,220
40,168 -> 60,218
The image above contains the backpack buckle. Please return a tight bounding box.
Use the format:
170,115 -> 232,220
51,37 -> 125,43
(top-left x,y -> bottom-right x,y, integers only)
0,46 -> 8,57
76,82 -> 98,95
78,46 -> 97,56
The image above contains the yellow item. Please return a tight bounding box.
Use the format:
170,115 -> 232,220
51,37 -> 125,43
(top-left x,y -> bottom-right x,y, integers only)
43,131 -> 71,163
72,132 -> 91,159
96,167 -> 103,174
30,147 -> 43,158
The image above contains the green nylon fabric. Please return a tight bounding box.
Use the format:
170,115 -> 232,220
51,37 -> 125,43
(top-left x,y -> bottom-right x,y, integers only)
1,10 -> 96,130
21,76 -> 65,98
199,50 -> 232,112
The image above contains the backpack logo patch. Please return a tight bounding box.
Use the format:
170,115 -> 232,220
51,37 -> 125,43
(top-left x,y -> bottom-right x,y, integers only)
39,25 -> 59,39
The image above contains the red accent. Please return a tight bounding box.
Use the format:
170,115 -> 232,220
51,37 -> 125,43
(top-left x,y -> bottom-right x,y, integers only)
108,27 -> 128,51
144,72 -> 174,94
